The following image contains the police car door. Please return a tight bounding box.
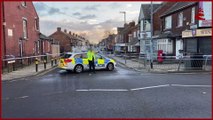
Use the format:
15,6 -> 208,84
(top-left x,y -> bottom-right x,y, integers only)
95,54 -> 105,69
81,53 -> 89,69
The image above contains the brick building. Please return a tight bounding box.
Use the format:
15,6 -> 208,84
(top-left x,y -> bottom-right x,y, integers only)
155,2 -> 212,57
2,2 -> 40,58
49,27 -> 87,53
127,24 -> 140,53
115,21 -> 137,53
39,33 -> 53,55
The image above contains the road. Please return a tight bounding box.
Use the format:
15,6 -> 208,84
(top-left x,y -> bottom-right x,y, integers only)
2,65 -> 212,118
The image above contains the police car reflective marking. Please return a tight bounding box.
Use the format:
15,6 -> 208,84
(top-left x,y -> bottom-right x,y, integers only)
105,59 -> 110,64
75,58 -> 83,64
71,59 -> 75,64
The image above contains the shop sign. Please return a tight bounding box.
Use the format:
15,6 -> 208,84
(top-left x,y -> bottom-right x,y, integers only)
182,30 -> 193,38
196,28 -> 212,37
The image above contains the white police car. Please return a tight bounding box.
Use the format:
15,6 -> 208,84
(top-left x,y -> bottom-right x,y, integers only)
58,52 -> 116,73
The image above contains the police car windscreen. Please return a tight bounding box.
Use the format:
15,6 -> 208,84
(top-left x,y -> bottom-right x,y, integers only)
62,54 -> 72,59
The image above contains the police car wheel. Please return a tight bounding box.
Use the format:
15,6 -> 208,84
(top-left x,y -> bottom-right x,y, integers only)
74,65 -> 83,73
107,63 -> 114,71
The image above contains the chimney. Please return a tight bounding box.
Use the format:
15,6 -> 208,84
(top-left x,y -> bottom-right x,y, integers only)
57,27 -> 61,32
69,31 -> 71,35
64,29 -> 67,33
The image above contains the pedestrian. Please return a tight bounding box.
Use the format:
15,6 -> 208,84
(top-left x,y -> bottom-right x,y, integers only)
87,48 -> 96,74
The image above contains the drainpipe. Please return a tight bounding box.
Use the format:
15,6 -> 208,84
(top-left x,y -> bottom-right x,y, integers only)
2,2 -> 6,59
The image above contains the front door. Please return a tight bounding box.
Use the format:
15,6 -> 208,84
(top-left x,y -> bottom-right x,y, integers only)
176,39 -> 183,59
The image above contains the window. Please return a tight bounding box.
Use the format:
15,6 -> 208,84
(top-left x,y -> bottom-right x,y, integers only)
165,16 -> 172,29
140,20 -> 144,31
23,19 -> 28,39
74,54 -> 82,58
191,7 -> 195,24
35,18 -> 39,31
96,54 -> 104,59
133,31 -> 136,38
157,39 -> 173,54
177,12 -> 183,27
21,2 -> 26,7
145,20 -> 151,31
63,54 -> 72,59
81,53 -> 87,59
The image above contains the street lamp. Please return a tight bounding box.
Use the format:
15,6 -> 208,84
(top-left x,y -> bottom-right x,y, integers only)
120,11 -> 126,25
120,11 -> 127,64
150,1 -> 154,69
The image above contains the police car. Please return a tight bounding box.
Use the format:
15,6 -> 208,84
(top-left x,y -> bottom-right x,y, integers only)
58,52 -> 116,73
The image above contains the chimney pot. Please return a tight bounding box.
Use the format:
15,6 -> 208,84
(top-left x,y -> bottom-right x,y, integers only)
64,29 -> 67,33
69,31 -> 71,35
57,27 -> 61,31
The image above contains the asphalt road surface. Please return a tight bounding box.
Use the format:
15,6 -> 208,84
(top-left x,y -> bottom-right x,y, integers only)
2,66 -> 212,118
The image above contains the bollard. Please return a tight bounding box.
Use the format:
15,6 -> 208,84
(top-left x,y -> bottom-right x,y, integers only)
35,58 -> 39,72
55,58 -> 57,65
7,64 -> 10,73
51,59 -> 54,67
44,60 -> 47,70
12,63 -> 15,71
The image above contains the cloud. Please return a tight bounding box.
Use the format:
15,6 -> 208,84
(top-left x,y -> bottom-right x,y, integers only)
48,7 -> 61,15
63,7 -> 69,10
33,2 -> 47,11
109,2 -> 121,9
80,14 -> 96,20
126,4 -> 133,8
34,2 -> 66,16
84,4 -> 100,11
39,18 -> 123,43
73,12 -> 81,16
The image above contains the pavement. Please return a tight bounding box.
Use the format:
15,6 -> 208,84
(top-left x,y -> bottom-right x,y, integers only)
1,62 -> 57,81
106,54 -> 212,74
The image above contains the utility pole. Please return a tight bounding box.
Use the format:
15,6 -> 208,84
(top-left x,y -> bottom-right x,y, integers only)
120,11 -> 127,64
150,1 -> 154,69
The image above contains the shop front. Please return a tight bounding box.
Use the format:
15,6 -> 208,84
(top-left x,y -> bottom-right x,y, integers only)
182,28 -> 212,55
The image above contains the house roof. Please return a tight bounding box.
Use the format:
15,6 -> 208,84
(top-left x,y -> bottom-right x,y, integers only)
39,33 -> 52,40
160,2 -> 197,17
138,3 -> 161,21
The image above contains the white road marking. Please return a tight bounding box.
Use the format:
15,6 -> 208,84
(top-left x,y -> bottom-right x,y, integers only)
76,89 -> 128,92
171,84 -> 211,88
76,89 -> 89,92
130,84 -> 170,91
9,80 -> 18,82
18,96 -> 29,99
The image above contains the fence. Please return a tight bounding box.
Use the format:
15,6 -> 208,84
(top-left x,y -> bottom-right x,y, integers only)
111,53 -> 212,72
2,53 -> 61,73
142,54 -> 211,72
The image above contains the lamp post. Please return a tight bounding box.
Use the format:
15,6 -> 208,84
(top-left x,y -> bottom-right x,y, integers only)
120,11 -> 127,64
150,1 -> 154,69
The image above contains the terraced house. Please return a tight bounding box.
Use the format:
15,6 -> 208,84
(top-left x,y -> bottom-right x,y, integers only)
155,2 -> 212,57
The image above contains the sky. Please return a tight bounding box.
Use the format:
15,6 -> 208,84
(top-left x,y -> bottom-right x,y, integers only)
33,2 -> 158,44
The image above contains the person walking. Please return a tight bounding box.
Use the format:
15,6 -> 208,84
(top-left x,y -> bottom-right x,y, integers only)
87,48 -> 96,74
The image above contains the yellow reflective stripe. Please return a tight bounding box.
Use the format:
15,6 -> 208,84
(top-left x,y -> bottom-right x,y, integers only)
59,59 -> 65,67
71,58 -> 75,64
110,59 -> 115,63
98,59 -> 105,64
83,59 -> 89,64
